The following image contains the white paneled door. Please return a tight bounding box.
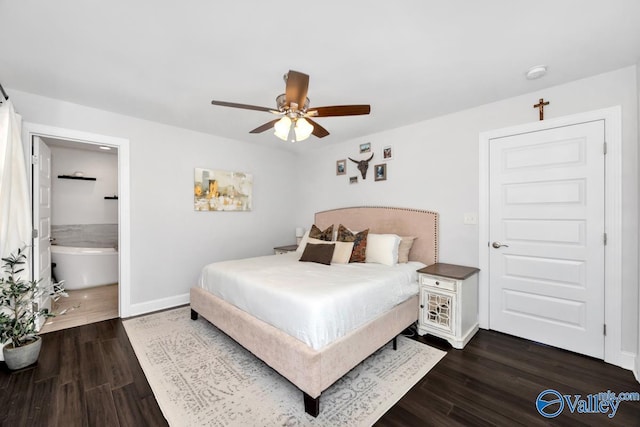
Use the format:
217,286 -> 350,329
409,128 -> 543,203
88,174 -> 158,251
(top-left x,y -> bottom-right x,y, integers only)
489,120 -> 605,358
32,136 -> 52,311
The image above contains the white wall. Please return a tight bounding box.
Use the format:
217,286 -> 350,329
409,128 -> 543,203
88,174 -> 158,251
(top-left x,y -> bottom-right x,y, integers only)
50,146 -> 118,225
294,66 -> 639,355
11,89 -> 298,308
9,66 -> 639,361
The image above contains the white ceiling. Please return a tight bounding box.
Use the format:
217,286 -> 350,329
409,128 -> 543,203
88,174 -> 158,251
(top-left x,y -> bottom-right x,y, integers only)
1,1 -> 639,151
41,137 -> 118,154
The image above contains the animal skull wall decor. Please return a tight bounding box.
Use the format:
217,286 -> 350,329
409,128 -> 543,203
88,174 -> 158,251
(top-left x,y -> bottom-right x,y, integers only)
348,153 -> 374,179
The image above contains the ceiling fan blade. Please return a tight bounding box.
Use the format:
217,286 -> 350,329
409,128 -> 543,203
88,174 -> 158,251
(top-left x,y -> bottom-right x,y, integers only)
307,105 -> 371,117
211,100 -> 275,113
284,70 -> 309,109
307,118 -> 330,138
249,119 -> 281,134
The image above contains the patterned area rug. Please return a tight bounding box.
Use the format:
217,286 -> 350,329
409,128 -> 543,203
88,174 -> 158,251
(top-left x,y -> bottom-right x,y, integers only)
124,307 -> 446,427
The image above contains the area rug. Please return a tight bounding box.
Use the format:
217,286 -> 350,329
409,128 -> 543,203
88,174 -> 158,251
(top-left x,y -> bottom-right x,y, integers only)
123,306 -> 446,427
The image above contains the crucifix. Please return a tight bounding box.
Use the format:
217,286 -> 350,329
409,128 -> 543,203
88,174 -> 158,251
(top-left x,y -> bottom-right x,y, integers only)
533,98 -> 549,121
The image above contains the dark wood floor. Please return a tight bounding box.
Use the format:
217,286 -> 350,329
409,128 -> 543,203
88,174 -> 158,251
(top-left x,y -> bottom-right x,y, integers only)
0,319 -> 167,427
377,331 -> 640,426
1,320 -> 639,426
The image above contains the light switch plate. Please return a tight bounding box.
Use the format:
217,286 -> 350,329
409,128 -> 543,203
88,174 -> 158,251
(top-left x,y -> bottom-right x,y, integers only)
463,213 -> 478,225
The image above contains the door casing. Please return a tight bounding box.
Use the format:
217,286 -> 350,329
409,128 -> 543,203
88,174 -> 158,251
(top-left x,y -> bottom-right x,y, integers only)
479,106 -> 627,368
22,123 -> 131,318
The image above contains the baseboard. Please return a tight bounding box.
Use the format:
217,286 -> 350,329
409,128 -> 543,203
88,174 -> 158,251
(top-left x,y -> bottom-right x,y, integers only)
618,350 -> 636,372
125,293 -> 189,318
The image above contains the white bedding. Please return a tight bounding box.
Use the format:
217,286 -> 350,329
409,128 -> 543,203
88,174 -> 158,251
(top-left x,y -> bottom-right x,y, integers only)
198,252 -> 423,350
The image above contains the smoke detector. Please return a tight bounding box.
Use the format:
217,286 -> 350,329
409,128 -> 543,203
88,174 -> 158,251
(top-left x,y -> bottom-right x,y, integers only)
526,65 -> 547,80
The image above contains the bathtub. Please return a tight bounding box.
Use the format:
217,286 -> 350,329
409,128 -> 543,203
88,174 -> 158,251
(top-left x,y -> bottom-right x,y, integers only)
50,246 -> 118,290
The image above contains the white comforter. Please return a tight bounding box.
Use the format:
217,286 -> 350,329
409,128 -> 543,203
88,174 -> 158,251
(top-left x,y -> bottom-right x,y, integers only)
198,252 -> 423,350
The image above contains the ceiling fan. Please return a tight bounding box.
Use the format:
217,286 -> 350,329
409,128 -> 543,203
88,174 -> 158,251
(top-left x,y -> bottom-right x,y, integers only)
210,70 -> 370,142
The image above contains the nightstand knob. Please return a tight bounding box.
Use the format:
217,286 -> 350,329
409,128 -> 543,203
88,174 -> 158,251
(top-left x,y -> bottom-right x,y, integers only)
435,281 -> 439,285
420,304 -> 424,309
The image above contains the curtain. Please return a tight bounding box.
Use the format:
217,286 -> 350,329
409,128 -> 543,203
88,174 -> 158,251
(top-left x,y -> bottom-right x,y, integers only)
0,99 -> 31,268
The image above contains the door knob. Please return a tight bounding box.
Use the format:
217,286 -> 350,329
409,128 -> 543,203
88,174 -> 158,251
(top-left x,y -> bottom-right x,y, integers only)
492,241 -> 509,249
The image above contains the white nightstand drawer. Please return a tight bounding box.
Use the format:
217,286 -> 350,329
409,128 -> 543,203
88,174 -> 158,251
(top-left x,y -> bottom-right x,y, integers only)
420,275 -> 456,291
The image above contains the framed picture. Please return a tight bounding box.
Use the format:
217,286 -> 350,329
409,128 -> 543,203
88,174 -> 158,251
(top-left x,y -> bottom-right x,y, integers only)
336,159 -> 346,175
349,176 -> 358,184
194,168 -> 253,211
359,142 -> 371,153
383,145 -> 393,161
374,164 -> 387,181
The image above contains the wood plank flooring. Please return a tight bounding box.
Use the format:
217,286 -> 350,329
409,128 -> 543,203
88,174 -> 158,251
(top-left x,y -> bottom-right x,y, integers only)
1,320 -> 639,426
40,284 -> 119,334
0,319 -> 166,427
376,332 -> 640,426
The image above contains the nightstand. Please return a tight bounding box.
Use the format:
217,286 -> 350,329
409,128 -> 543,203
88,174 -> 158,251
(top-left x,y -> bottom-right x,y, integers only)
417,263 -> 480,349
273,244 -> 298,255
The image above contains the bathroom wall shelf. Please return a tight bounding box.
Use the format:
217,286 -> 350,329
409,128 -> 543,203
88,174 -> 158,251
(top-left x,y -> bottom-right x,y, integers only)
58,175 -> 97,181
104,196 -> 118,200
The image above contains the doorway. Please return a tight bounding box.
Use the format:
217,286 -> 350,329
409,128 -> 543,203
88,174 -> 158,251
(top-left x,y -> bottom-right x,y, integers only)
478,106 -> 626,368
36,136 -> 120,332
21,123 -> 131,323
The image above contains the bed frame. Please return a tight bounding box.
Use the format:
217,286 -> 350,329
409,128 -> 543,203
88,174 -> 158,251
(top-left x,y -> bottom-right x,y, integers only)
190,206 -> 438,417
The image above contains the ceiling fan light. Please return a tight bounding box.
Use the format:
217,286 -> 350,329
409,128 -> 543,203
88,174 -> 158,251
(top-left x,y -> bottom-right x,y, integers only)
294,118 -> 314,141
274,116 -> 292,141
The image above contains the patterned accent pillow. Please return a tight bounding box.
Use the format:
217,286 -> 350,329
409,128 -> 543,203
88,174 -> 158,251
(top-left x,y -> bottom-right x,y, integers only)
337,224 -> 369,263
309,224 -> 334,241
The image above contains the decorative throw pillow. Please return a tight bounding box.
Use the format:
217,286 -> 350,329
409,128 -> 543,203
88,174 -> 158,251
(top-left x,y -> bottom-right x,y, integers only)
308,238 -> 355,264
331,241 -> 355,264
299,243 -> 335,265
309,224 -> 334,241
337,224 -> 369,263
295,229 -> 311,253
398,236 -> 417,263
365,234 -> 401,266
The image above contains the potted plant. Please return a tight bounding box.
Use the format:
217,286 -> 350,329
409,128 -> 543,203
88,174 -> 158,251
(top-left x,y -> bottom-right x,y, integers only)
0,246 -> 68,370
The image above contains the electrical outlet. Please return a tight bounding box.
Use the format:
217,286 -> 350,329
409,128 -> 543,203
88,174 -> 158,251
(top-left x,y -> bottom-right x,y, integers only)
463,213 -> 478,225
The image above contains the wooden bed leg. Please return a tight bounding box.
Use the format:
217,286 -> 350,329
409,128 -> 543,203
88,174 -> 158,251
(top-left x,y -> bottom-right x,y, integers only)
190,309 -> 198,320
393,336 -> 397,350
303,392 -> 320,417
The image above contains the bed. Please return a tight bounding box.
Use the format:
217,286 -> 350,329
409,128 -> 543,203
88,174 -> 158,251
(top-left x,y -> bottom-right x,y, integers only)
190,206 -> 438,416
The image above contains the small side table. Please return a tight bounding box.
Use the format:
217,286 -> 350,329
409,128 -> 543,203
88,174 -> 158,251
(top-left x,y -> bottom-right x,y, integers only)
273,244 -> 298,255
417,263 -> 480,349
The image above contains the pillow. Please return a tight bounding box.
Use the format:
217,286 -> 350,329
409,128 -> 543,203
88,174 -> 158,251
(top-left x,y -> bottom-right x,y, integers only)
295,229 -> 311,253
309,224 -> 334,241
365,234 -> 402,266
336,224 -> 369,263
331,241 -> 355,264
299,243 -> 335,265
398,236 -> 417,263
306,238 -> 354,264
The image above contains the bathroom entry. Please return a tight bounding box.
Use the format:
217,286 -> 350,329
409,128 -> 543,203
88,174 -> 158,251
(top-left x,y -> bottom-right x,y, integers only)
32,135 -> 120,332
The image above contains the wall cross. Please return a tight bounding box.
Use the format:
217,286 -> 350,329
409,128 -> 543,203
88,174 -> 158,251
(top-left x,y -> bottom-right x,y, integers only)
533,98 -> 550,121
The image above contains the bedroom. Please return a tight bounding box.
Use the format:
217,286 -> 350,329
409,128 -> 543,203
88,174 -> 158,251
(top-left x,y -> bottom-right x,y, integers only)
1,0 -> 639,425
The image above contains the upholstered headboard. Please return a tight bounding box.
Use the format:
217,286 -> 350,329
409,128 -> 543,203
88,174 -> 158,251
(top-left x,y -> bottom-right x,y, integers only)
315,206 -> 438,266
